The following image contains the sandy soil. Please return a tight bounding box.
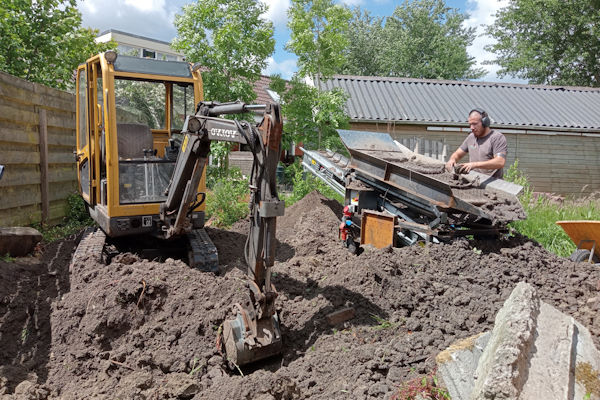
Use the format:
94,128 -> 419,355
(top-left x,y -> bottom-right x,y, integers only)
1,190 -> 599,399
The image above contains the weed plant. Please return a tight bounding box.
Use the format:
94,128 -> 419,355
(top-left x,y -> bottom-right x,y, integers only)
391,369 -> 450,400
505,160 -> 600,257
34,193 -> 95,243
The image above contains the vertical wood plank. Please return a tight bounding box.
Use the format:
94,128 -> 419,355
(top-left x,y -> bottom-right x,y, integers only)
39,108 -> 49,225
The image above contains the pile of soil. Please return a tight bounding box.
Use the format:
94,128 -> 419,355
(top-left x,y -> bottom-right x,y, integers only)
1,190 -> 599,399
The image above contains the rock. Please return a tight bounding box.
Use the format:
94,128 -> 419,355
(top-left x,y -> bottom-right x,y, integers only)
326,307 -> 355,326
471,281 -> 539,399
0,227 -> 42,257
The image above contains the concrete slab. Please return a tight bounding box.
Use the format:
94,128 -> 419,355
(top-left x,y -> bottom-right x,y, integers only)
519,302 -> 575,400
471,281 -> 539,399
435,332 -> 490,400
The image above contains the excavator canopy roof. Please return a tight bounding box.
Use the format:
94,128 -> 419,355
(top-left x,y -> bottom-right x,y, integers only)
112,55 -> 193,78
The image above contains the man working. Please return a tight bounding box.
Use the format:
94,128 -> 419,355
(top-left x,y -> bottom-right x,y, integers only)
445,108 -> 507,179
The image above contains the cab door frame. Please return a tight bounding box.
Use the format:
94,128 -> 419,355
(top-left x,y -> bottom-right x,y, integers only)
75,65 -> 92,204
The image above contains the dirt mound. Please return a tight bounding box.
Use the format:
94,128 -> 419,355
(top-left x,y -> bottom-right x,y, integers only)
1,191 -> 599,399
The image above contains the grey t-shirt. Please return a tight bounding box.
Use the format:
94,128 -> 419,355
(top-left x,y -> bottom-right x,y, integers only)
459,129 -> 507,179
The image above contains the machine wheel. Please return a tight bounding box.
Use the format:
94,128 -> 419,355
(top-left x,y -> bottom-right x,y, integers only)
569,249 -> 598,263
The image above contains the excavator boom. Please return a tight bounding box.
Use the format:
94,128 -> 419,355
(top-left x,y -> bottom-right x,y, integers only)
161,101 -> 285,366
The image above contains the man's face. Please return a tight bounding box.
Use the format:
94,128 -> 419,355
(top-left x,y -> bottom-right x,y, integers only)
468,113 -> 485,138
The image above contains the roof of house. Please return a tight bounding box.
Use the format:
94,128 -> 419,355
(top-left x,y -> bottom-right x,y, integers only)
253,75 -> 280,104
321,75 -> 600,131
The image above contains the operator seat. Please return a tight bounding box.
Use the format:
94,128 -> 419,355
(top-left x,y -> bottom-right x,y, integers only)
117,123 -> 154,159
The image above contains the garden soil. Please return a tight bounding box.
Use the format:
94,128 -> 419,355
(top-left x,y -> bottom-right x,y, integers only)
2,190 -> 600,399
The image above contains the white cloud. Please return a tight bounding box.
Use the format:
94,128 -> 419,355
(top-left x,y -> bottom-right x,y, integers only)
341,0 -> 364,6
123,0 -> 165,13
263,56 -> 297,79
261,0 -> 291,28
77,0 -> 180,41
464,0 -> 527,83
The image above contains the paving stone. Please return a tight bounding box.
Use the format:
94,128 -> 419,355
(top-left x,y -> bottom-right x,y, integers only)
0,227 -> 42,257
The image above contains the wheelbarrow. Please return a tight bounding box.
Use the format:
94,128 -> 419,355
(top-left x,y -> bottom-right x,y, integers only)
556,220 -> 600,264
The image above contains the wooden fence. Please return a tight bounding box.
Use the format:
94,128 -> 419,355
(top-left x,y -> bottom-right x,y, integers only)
0,71 -> 77,227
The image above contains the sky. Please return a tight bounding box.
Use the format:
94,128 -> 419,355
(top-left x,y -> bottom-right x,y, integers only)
77,0 -> 518,83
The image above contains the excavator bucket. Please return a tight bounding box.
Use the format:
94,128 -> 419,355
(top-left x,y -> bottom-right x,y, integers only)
222,308 -> 282,366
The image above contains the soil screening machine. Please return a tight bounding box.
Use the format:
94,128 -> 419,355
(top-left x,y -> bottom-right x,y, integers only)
302,129 -> 526,251
73,51 -> 285,366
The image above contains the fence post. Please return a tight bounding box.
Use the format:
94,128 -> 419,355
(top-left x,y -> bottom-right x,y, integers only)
39,108 -> 49,225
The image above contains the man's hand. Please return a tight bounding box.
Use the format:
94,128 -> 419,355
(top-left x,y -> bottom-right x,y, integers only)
445,159 -> 456,172
459,162 -> 478,173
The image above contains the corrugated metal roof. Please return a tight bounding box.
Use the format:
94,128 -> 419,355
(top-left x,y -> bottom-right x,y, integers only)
321,75 -> 600,131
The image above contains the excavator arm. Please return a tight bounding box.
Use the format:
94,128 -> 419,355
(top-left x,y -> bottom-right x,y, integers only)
160,101 -> 285,366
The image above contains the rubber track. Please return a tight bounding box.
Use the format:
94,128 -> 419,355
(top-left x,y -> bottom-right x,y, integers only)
69,228 -> 106,272
188,228 -> 219,273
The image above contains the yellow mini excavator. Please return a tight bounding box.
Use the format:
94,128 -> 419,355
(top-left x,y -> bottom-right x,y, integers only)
73,50 -> 284,365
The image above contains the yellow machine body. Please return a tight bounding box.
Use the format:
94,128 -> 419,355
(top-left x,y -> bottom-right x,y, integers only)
75,52 -> 205,237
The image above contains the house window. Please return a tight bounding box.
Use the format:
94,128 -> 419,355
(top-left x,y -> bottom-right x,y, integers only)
117,44 -> 140,57
142,49 -> 156,59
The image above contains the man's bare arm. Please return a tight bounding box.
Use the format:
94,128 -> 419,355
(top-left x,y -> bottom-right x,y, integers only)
459,155 -> 506,174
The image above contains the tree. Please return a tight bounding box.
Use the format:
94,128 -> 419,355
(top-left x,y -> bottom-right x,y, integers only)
172,0 -> 275,174
172,0 -> 275,103
270,74 -> 349,152
286,0 -> 352,80
0,0 -> 114,91
339,8 -> 385,76
380,0 -> 484,80
485,0 -> 600,86
285,0 -> 351,150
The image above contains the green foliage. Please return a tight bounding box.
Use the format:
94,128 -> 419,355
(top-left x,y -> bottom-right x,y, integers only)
35,193 -> 94,243
0,253 -> 16,263
370,314 -> 398,330
504,159 -> 533,203
172,0 -> 275,102
485,0 -> 600,86
286,0 -> 352,80
270,75 -> 349,151
339,8 -> 385,76
283,161 -> 343,206
0,0 -> 115,91
205,167 -> 250,228
379,0 -> 484,80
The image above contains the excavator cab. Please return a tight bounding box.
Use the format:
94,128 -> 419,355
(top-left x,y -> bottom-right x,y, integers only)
75,51 -> 205,240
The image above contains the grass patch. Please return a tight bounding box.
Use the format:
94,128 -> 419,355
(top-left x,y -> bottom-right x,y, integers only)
505,160 -> 600,257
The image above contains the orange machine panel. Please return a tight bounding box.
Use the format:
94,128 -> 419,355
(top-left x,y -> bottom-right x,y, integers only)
360,210 -> 396,249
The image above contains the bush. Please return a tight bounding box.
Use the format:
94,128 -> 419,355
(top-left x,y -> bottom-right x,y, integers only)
205,167 -> 250,227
